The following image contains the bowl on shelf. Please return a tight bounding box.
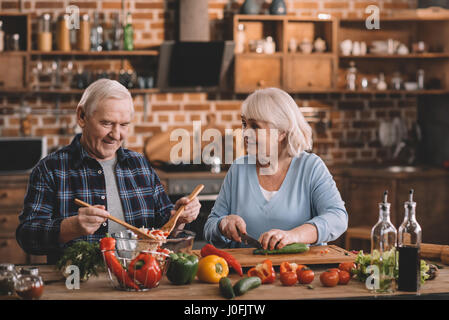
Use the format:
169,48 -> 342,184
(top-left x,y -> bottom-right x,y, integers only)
404,82 -> 418,91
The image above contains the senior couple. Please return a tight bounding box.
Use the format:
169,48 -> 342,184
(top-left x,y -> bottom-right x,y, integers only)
16,79 -> 348,262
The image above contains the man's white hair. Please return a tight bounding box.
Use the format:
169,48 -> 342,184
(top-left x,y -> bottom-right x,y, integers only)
77,79 -> 134,116
241,87 -> 313,157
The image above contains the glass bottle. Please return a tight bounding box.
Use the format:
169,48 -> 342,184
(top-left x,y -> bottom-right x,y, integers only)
0,20 -> 4,52
346,61 -> 357,91
398,189 -> 422,292
90,12 -> 103,52
236,23 -> 246,53
0,263 -> 18,296
78,14 -> 90,51
370,190 -> 397,293
123,12 -> 134,51
112,12 -> 123,50
38,13 -> 52,52
56,14 -> 71,51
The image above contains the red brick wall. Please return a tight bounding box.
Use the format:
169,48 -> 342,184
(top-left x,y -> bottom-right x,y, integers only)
0,0 -> 419,165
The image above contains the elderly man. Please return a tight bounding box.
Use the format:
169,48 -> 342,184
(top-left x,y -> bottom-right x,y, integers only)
16,79 -> 201,263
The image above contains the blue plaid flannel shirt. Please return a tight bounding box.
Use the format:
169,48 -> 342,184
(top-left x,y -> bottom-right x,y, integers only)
16,134 -> 173,263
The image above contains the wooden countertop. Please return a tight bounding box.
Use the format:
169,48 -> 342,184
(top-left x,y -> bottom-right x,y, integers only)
4,263 -> 447,300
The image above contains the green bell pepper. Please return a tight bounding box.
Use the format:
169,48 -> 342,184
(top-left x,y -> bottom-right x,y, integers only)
166,252 -> 199,285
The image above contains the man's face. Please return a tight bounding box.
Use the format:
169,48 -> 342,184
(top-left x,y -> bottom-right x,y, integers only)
78,98 -> 133,161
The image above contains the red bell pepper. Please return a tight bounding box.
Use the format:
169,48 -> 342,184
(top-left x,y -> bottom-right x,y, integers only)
247,259 -> 276,284
279,262 -> 306,275
200,244 -> 243,277
127,252 -> 162,289
100,236 -> 139,290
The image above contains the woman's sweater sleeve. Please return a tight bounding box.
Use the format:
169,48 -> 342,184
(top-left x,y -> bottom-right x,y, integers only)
203,166 -> 234,248
305,157 -> 348,244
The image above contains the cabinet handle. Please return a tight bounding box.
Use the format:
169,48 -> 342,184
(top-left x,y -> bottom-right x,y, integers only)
0,192 -> 7,200
0,240 -> 8,248
257,80 -> 266,87
307,81 -> 313,87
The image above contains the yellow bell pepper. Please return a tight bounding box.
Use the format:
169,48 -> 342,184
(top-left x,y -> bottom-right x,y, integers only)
197,255 -> 229,283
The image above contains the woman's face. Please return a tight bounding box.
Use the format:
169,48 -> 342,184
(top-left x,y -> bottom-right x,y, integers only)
241,115 -> 285,161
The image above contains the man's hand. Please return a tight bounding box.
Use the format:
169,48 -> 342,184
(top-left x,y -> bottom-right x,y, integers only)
219,215 -> 247,243
171,197 -> 201,225
76,204 -> 110,235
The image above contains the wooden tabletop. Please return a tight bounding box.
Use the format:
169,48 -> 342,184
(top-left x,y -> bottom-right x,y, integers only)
3,263 -> 447,300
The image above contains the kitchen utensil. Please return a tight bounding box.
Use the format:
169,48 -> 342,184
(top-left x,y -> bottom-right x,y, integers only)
74,198 -> 154,240
160,184 -> 205,234
240,233 -> 262,249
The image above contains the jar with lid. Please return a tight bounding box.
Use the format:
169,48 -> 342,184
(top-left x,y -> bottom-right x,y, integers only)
56,14 -> 71,51
15,267 -> 44,300
78,14 -> 91,51
236,23 -> 246,53
0,263 -> 18,296
8,33 -> 20,51
38,13 -> 52,52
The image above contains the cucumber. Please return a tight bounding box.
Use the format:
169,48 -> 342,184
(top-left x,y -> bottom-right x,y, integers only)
253,243 -> 309,255
233,276 -> 262,296
219,277 -> 235,299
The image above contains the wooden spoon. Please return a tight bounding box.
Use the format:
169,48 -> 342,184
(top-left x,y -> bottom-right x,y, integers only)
74,198 -> 154,240
160,184 -> 205,234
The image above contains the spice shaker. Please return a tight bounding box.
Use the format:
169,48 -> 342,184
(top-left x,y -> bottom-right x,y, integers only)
15,267 -> 44,300
0,263 -> 18,296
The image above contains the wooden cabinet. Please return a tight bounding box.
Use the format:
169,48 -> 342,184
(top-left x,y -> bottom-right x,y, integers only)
0,174 -> 47,264
233,15 -> 337,93
332,167 -> 449,247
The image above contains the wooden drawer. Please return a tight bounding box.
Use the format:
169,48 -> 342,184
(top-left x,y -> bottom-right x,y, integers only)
0,213 -> 20,236
235,54 -> 282,93
285,55 -> 333,91
0,238 -> 27,264
0,187 -> 26,210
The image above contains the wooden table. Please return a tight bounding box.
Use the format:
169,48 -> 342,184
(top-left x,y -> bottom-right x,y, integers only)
3,263 -> 448,300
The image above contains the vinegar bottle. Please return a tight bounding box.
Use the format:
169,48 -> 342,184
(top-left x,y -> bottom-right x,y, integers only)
398,189 -> 422,292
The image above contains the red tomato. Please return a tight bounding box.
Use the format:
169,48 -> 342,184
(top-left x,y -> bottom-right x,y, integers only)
338,262 -> 356,275
297,267 -> 315,284
320,270 -> 339,287
338,270 -> 351,285
328,268 -> 341,274
280,271 -> 297,286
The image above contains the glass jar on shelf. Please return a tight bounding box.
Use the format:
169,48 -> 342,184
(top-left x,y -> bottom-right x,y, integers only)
346,61 -> 357,91
370,191 -> 397,293
236,23 -> 246,53
38,13 -> 52,51
0,263 -> 18,296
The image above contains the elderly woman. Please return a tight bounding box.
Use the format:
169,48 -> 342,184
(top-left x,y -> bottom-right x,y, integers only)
204,87 -> 347,250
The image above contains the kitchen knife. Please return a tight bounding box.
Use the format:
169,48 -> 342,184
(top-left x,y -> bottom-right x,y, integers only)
240,233 -> 263,249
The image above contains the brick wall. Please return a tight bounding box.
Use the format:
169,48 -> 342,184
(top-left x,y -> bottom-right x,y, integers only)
0,0 -> 419,165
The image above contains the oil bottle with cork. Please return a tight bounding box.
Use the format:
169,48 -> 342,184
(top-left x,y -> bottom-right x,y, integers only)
398,189 -> 422,292
370,190 -> 397,293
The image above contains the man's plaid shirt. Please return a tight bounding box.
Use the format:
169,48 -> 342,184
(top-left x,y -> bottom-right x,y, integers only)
16,134 -> 173,263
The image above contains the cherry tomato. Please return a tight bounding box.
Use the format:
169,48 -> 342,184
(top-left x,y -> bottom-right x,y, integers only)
280,271 -> 297,286
328,268 -> 341,274
338,262 -> 356,275
298,267 -> 315,284
320,270 -> 339,287
338,270 -> 351,285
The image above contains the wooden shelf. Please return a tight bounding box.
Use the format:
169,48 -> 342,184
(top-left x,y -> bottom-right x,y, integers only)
30,50 -> 159,56
339,53 -> 449,59
0,88 -> 159,95
0,51 -> 28,56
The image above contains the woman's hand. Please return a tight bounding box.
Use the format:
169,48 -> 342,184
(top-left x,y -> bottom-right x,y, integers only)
258,229 -> 299,250
219,215 -> 247,243
172,197 -> 201,225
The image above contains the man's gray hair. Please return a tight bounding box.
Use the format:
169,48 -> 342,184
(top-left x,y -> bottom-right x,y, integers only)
77,79 -> 134,116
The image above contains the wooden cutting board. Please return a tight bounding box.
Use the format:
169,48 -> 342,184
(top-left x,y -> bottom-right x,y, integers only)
193,245 -> 356,267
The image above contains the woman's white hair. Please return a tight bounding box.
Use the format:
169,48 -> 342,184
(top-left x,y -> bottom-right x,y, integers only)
77,79 -> 134,116
241,87 -> 313,156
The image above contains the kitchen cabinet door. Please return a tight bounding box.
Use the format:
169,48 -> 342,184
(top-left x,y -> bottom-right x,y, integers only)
0,238 -> 27,264
344,177 -> 396,227
285,55 -> 334,92
234,54 -> 282,93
